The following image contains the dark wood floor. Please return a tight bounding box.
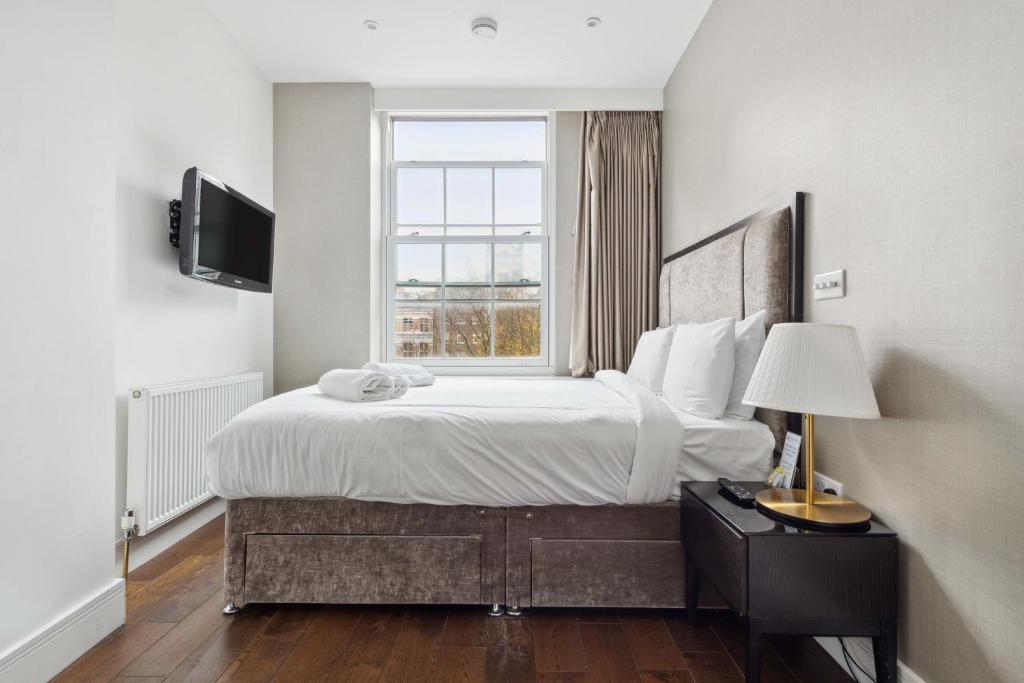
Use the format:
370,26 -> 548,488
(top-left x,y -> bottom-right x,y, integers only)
56,516 -> 851,682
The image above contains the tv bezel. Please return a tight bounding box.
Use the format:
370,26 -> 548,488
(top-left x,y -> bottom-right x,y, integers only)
178,167 -> 275,294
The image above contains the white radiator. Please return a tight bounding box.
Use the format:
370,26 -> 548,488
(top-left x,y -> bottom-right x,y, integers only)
127,372 -> 263,535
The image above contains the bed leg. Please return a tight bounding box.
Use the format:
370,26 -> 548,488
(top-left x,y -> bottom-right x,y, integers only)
506,604 -> 523,616
488,603 -> 505,617
223,601 -> 242,615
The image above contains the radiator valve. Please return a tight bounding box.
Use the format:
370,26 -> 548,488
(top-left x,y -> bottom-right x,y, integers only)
121,508 -> 138,536
121,509 -> 139,579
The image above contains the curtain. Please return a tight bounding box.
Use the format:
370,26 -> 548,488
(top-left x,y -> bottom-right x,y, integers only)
569,111 -> 661,377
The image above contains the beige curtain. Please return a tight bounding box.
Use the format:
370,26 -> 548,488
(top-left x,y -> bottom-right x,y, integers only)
569,111 -> 661,377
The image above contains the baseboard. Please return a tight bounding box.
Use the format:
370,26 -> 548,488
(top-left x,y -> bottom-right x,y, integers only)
815,636 -> 926,683
0,579 -> 125,683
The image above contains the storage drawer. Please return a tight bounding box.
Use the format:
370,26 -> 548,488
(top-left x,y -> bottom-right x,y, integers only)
243,534 -> 482,604
530,539 -> 686,608
748,535 -> 899,620
681,493 -> 747,614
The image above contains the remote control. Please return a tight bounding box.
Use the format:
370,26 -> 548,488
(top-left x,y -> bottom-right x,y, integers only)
717,478 -> 756,507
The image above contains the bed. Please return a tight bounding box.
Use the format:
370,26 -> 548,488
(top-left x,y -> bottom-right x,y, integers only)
215,193 -> 804,614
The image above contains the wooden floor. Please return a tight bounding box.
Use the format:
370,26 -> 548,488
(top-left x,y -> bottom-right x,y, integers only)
56,516 -> 851,682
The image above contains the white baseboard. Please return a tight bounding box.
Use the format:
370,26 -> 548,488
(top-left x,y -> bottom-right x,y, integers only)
815,636 -> 926,683
0,579 -> 125,683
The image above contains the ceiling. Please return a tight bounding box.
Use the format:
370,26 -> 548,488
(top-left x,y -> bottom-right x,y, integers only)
202,0 -> 712,88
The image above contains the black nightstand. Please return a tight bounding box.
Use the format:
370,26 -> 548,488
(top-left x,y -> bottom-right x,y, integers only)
681,481 -> 898,683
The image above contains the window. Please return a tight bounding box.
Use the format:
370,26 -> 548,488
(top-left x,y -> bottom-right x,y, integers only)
385,117 -> 550,366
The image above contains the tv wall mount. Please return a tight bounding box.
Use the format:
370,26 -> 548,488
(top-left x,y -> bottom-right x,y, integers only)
168,199 -> 182,248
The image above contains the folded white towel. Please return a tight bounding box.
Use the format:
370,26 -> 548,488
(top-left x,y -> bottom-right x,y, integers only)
389,375 -> 411,399
362,362 -> 435,387
318,369 -> 406,402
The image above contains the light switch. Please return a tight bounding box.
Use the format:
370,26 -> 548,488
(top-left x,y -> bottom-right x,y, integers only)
813,269 -> 846,300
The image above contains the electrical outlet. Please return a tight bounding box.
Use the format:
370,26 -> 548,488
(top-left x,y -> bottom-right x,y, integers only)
812,472 -> 844,497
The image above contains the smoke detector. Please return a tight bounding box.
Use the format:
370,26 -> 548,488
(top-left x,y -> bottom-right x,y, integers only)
472,17 -> 498,40
585,17 -> 602,29
362,19 -> 379,30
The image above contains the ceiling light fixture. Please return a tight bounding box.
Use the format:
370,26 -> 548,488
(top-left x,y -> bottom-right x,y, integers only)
362,19 -> 379,30
471,17 -> 498,40
585,17 -> 602,28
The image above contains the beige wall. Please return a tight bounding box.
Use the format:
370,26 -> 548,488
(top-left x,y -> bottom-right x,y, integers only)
554,112 -> 583,375
273,104 -> 579,380
273,83 -> 374,393
662,1 -> 1024,681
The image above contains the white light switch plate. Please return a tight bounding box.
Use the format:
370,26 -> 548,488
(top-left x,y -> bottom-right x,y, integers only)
813,269 -> 846,300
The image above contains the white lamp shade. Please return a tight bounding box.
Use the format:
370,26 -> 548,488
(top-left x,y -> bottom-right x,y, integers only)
742,323 -> 880,419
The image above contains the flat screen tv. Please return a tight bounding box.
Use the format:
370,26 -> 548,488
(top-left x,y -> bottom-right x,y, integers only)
178,167 -> 274,293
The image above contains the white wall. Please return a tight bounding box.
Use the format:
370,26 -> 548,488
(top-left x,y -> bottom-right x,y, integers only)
273,83 -> 374,393
114,0 -> 274,547
0,0 -> 120,676
373,88 -> 662,112
662,2 -> 1024,681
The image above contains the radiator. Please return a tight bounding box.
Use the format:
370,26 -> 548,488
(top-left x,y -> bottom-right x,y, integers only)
127,372 -> 263,535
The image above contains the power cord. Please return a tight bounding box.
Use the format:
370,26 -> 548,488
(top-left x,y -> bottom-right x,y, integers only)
840,638 -> 859,682
839,637 -> 876,683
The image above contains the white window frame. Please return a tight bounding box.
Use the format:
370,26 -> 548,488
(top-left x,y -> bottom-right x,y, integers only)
380,113 -> 555,371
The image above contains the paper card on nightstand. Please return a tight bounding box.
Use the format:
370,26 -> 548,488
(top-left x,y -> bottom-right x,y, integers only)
767,432 -> 801,488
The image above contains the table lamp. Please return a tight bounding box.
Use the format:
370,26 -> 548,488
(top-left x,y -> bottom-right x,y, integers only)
743,323 -> 880,530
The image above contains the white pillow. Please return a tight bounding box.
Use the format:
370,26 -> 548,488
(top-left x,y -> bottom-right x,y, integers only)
725,310 -> 767,419
627,327 -> 676,393
662,317 -> 736,419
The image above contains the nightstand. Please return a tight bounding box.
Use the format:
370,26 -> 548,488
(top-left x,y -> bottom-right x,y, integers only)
681,481 -> 898,683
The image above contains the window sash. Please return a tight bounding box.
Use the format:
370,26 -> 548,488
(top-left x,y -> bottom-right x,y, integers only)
387,234 -> 548,365
391,161 -> 545,236
384,117 -> 550,367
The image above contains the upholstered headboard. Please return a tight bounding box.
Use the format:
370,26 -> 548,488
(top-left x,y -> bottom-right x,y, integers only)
659,193 -> 804,451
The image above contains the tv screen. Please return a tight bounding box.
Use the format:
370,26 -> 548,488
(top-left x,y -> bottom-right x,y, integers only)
178,168 -> 274,293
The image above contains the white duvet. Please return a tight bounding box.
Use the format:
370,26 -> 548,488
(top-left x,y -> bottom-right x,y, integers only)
206,370 -> 685,506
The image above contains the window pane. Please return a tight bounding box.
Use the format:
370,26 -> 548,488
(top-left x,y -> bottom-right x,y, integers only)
495,303 -> 541,358
395,226 -> 443,236
395,286 -> 439,300
394,120 -> 546,161
496,285 -> 540,300
395,243 -> 441,283
394,303 -> 440,359
495,243 -> 542,283
396,168 -> 443,224
445,303 -> 491,357
495,168 -> 542,225
445,244 -> 491,283
446,168 -> 492,224
446,286 -> 491,300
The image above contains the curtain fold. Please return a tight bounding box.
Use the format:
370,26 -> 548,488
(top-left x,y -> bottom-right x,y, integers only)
569,111 -> 661,377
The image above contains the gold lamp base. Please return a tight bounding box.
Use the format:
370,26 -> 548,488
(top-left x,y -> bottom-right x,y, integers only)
754,488 -> 872,531
755,413 -> 872,531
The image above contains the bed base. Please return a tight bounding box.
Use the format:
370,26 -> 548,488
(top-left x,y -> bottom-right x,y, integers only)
223,497 -> 723,612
